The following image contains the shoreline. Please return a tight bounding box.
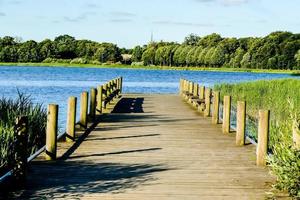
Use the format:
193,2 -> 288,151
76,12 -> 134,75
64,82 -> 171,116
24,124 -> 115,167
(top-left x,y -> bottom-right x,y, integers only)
0,62 -> 299,75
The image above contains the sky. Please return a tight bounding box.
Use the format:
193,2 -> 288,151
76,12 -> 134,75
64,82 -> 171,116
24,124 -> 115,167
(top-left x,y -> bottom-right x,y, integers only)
0,0 -> 299,48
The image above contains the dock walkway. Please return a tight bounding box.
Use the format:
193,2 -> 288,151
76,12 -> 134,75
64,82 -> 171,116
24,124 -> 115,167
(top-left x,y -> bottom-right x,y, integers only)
11,94 -> 274,199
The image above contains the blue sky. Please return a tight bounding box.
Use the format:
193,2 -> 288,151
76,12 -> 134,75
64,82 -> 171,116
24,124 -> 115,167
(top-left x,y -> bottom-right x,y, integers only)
0,0 -> 299,48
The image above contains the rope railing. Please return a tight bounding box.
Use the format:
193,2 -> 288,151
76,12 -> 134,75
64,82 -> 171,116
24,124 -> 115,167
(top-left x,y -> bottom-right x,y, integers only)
0,77 -> 123,186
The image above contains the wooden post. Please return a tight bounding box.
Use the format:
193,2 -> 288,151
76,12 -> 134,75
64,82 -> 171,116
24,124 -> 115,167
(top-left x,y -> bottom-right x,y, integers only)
193,83 -> 198,97
45,104 -> 58,160
120,77 -> 123,94
89,88 -> 97,120
199,86 -> 205,100
236,101 -> 246,146
179,79 -> 183,94
189,81 -> 193,94
204,88 -> 211,117
257,110 -> 270,166
13,116 -> 28,183
212,91 -> 220,124
66,97 -> 77,142
292,120 -> 300,150
103,84 -> 107,109
96,85 -> 103,114
80,91 -> 88,129
117,78 -> 121,95
222,96 -> 231,134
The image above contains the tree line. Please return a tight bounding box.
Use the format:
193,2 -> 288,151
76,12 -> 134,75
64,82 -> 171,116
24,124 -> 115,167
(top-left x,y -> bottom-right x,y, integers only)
133,31 -> 300,70
1,31 -> 300,69
0,34 -> 124,64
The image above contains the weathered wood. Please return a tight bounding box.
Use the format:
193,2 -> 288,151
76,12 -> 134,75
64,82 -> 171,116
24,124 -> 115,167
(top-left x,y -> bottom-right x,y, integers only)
236,101 -> 246,146
257,110 -> 270,166
222,96 -> 231,134
96,85 -> 103,115
199,86 -> 205,100
212,91 -> 220,124
103,84 -> 108,109
120,77 -> 123,94
89,88 -> 97,120
13,116 -> 28,184
66,97 -> 77,142
45,104 -> 58,160
20,94 -> 275,199
292,120 -> 300,149
179,79 -> 183,94
193,83 -> 198,97
80,91 -> 88,129
204,88 -> 211,117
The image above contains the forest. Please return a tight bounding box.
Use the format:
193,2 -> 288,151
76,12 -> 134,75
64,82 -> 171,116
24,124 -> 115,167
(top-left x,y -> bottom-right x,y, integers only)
1,31 -> 300,70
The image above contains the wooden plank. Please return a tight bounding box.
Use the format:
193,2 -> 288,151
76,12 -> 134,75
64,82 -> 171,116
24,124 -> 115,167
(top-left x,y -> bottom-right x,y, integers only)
8,94 -> 278,200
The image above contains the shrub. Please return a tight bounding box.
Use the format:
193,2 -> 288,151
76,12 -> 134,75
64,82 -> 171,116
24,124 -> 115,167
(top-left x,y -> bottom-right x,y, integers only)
70,58 -> 88,64
0,93 -> 47,174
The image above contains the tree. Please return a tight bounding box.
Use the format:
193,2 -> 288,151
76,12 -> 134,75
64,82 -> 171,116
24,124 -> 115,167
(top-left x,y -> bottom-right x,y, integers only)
295,50 -> 300,69
39,39 -> 57,60
183,34 -> 200,46
0,46 -> 18,62
17,40 -> 40,62
142,47 -> 156,65
210,46 -> 226,67
132,46 -> 143,62
197,33 -> 222,47
54,34 -> 76,59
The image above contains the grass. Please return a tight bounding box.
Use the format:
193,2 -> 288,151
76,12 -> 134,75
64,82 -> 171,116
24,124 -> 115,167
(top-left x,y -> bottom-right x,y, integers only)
1,62 -> 300,74
214,79 -> 300,198
0,93 -> 47,175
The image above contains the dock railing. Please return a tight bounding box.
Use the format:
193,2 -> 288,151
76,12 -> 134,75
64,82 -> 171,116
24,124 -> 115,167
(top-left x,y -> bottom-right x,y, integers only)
180,78 -> 272,167
0,77 -> 123,186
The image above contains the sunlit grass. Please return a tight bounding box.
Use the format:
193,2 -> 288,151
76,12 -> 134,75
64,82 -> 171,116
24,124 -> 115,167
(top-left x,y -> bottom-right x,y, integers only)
0,93 -> 47,173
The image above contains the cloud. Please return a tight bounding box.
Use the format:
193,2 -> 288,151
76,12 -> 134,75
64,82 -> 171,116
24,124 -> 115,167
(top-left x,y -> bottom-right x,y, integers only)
109,11 -> 136,17
153,20 -> 214,27
109,19 -> 133,23
63,11 -> 96,23
221,0 -> 249,6
194,0 -> 250,6
0,12 -> 5,17
86,3 -> 98,8
108,11 -> 136,23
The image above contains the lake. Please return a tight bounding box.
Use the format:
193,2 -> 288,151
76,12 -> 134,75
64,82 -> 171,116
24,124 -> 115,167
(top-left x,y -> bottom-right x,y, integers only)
0,65 -> 294,133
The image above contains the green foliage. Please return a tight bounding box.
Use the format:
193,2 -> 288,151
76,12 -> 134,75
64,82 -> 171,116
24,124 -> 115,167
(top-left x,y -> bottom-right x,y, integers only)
142,46 -> 156,65
0,93 -> 47,172
0,31 -> 299,70
214,79 -> 300,198
132,46 -> 144,62
137,31 -> 300,70
0,35 -> 123,64
268,118 -> 300,198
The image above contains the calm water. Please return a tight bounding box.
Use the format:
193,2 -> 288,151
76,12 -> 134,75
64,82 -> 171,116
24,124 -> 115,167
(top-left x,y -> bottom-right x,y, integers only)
0,66 -> 294,132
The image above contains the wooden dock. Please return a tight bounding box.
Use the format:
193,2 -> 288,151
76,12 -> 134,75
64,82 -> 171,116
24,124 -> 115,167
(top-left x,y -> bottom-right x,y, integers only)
9,94 -> 275,199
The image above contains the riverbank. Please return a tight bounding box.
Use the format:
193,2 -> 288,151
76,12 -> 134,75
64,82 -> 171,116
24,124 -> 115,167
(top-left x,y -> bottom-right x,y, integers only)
1,62 -> 300,75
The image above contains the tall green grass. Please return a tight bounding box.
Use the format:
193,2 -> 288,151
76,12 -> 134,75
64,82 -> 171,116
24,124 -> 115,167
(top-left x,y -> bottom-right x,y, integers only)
0,93 -> 47,174
214,79 -> 300,198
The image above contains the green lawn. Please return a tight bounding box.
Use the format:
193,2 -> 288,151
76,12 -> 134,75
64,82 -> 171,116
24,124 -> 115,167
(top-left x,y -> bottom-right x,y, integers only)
1,62 -> 300,74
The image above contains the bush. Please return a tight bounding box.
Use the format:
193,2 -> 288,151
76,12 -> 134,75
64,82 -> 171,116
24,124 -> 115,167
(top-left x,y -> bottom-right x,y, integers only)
268,113 -> 300,198
131,61 -> 144,66
42,58 -> 71,64
90,60 -> 101,65
0,93 -> 47,174
70,58 -> 88,64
